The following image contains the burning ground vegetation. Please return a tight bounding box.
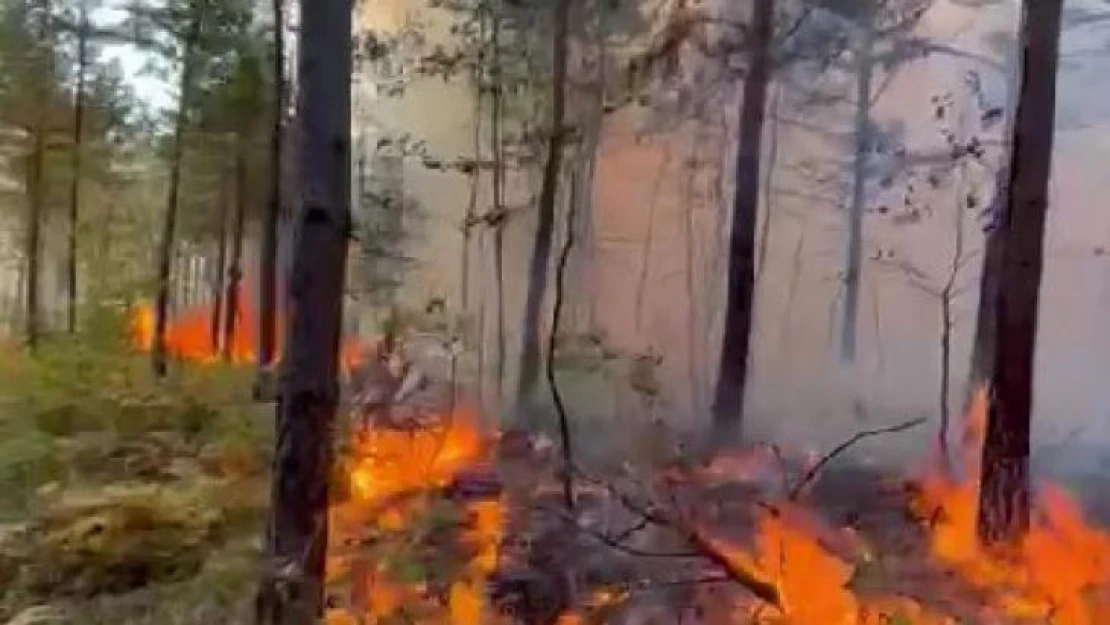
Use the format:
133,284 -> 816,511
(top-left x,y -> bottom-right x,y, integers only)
6,298 -> 1110,625
319,389 -> 1110,625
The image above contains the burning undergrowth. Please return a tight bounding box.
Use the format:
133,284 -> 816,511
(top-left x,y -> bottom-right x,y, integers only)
126,288 -> 1110,623
321,386 -> 1110,625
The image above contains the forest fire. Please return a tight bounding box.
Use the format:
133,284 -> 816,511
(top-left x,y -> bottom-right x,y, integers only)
128,291 -> 367,372
315,387 -> 1110,625
907,389 -> 1110,624
324,410 -> 504,625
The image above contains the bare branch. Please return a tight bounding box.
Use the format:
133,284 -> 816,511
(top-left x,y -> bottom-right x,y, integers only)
788,417 -> 927,500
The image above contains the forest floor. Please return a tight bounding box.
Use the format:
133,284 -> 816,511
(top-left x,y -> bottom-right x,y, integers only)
0,340 -> 269,624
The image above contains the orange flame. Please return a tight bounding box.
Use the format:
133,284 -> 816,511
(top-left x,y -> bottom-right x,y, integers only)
908,388 -> 1110,624
128,289 -> 368,373
326,410 -> 504,625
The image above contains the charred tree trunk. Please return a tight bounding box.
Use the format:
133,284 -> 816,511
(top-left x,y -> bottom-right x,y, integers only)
223,144 -> 248,361
967,221 -> 1002,399
712,0 -> 774,431
66,2 -> 89,335
516,0 -> 571,407
256,0 -> 352,623
211,177 -> 231,353
153,19 -> 202,377
976,0 -> 1063,546
259,0 -> 285,373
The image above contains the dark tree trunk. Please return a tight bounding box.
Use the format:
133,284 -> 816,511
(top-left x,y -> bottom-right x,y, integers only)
223,145 -> 248,361
259,0 -> 285,372
153,23 -> 201,377
211,177 -> 231,353
712,0 -> 774,432
256,0 -> 352,623
516,0 -> 571,407
66,3 -> 89,334
967,201 -> 1003,404
976,0 -> 1063,546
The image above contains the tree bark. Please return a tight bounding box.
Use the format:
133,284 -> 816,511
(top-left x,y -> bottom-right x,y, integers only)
66,1 -> 89,335
516,0 -> 571,407
223,143 -> 248,361
841,3 -> 875,363
259,0 -> 285,373
211,177 -> 230,354
711,0 -> 774,431
153,18 -> 202,377
24,0 -> 52,350
256,0 -> 351,623
976,0 -> 1062,546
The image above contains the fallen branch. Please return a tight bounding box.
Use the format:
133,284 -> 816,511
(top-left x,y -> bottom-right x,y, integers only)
788,417 -> 927,500
569,470 -> 785,611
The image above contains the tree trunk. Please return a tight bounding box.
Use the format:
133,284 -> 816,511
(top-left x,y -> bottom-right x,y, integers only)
966,35 -> 1020,412
976,0 -> 1062,546
211,177 -> 230,353
24,121 -> 45,350
840,4 -> 875,363
66,3 -> 89,335
711,0 -> 774,431
516,0 -> 571,407
256,0 -> 352,623
24,0 -> 52,350
259,0 -> 285,372
490,4 -> 505,404
223,144 -> 248,361
153,23 -> 201,377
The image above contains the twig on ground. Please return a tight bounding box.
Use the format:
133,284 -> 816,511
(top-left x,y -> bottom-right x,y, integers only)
568,469 -> 785,610
788,417 -> 927,500
539,503 -> 701,559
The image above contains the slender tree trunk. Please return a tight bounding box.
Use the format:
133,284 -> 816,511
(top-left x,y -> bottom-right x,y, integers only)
24,123 -> 45,350
66,3 -> 89,334
490,4 -> 506,403
516,0 -> 571,406
259,0 -> 285,372
711,0 -> 774,431
224,144 -> 248,361
841,5 -> 875,363
211,177 -> 230,353
755,82 -> 781,282
153,22 -> 201,377
976,0 -> 1062,546
257,0 -> 352,623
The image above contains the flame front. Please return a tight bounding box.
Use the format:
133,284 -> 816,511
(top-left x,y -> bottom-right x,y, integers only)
326,411 -> 504,625
908,388 -> 1110,624
128,289 -> 367,372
